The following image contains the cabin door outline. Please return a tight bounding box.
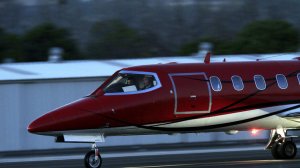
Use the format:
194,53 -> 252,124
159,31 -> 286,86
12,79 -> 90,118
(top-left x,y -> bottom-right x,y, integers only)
169,73 -> 212,114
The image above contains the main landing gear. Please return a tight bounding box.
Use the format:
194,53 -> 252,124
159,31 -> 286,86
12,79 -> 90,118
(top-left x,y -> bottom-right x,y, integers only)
266,128 -> 297,159
84,143 -> 103,168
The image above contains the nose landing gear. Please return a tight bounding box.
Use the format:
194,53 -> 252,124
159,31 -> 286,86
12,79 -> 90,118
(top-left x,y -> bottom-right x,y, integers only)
84,143 -> 103,168
266,128 -> 297,159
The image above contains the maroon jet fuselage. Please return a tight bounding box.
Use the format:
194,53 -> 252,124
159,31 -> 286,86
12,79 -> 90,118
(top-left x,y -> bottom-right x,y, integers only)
28,60 -> 300,136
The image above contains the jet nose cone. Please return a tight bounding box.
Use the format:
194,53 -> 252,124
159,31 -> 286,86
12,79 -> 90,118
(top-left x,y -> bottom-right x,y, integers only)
27,119 -> 40,133
27,113 -> 55,134
27,122 -> 36,133
28,98 -> 99,134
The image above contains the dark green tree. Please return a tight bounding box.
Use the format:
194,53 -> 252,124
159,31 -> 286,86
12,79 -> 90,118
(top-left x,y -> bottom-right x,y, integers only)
0,28 -> 24,62
177,37 -> 234,56
87,20 -> 166,59
177,40 -> 199,56
0,28 -> 5,60
22,23 -> 79,62
234,20 -> 299,54
178,20 -> 299,56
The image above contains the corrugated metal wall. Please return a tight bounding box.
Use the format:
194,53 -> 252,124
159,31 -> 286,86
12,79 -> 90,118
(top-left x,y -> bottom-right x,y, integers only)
0,79 -> 101,151
0,78 -> 268,152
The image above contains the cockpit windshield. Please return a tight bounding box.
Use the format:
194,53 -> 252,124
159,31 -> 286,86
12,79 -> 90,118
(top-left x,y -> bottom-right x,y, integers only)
103,71 -> 161,95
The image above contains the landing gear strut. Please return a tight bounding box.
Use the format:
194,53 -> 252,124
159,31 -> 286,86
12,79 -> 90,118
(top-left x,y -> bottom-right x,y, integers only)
84,143 -> 103,168
266,128 -> 297,159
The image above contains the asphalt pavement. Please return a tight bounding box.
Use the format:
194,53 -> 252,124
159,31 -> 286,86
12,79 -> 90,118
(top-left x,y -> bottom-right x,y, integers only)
0,140 -> 299,168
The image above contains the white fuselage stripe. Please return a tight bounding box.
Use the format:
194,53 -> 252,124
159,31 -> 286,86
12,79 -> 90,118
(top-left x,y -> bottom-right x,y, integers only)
149,104 -> 300,129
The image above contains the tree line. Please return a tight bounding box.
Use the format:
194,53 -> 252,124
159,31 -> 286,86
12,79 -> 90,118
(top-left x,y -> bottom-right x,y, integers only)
0,20 -> 299,63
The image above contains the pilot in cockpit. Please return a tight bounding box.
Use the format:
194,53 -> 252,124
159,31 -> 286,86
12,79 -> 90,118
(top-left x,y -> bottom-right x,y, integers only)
125,77 -> 135,86
141,75 -> 154,90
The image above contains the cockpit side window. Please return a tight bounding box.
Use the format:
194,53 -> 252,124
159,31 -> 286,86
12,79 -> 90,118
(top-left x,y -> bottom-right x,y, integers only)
103,71 -> 161,95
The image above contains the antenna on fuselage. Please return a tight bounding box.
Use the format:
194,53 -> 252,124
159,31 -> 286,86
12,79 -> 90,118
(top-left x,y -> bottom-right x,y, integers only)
204,52 -> 211,64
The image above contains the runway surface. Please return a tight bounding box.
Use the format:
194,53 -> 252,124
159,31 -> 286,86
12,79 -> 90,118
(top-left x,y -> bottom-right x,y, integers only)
0,142 -> 299,168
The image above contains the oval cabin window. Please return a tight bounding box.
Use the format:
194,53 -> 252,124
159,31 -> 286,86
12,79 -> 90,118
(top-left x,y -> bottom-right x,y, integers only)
276,74 -> 288,89
209,76 -> 222,91
231,75 -> 244,91
297,73 -> 300,84
254,75 -> 266,90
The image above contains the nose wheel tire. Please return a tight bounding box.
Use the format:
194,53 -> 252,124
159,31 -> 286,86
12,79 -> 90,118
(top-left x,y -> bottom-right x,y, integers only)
271,141 -> 297,159
84,151 -> 102,168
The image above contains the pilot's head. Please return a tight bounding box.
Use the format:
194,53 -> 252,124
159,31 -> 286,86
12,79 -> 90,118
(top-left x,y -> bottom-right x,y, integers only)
126,77 -> 134,85
143,76 -> 153,87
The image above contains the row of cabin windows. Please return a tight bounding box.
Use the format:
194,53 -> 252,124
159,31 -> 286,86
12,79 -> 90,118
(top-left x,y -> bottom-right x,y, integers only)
209,74 -> 291,92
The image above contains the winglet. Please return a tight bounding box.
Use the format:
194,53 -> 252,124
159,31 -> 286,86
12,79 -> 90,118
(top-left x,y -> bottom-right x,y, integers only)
204,52 -> 211,64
